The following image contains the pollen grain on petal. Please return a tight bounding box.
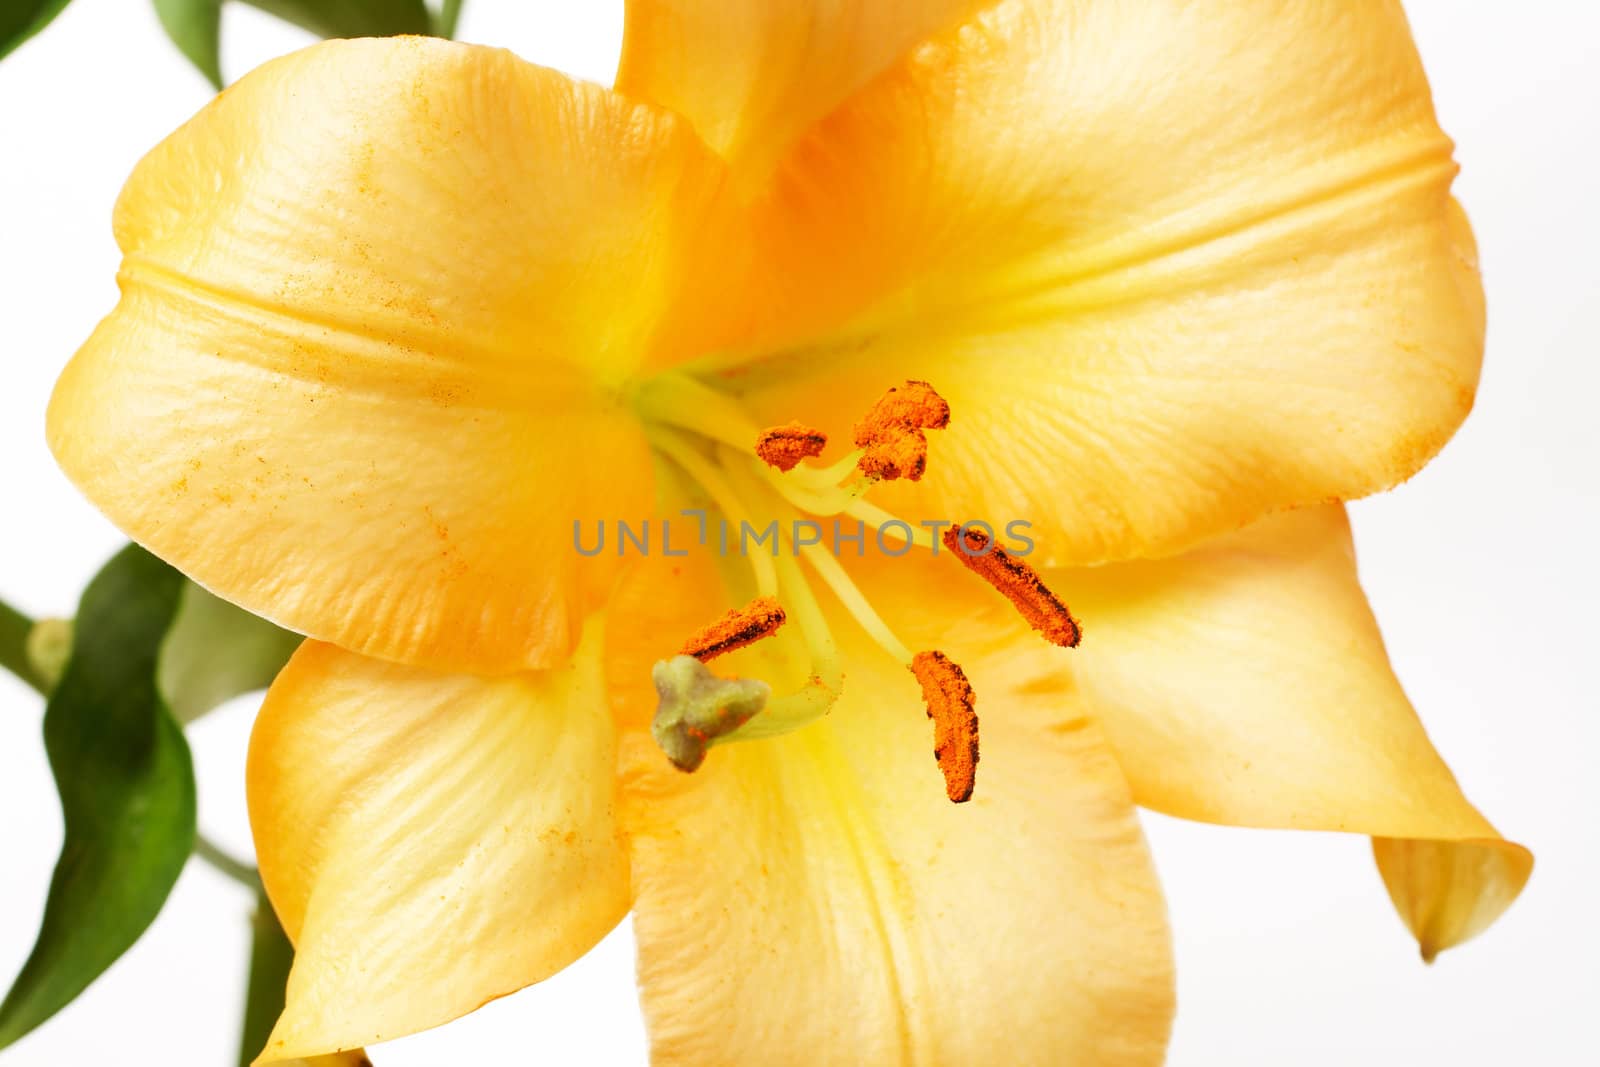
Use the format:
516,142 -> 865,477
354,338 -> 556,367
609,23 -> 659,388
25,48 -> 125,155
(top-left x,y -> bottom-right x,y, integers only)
755,421 -> 829,472
854,380 -> 951,482
910,650 -> 979,803
678,595 -> 788,662
941,525 -> 1082,648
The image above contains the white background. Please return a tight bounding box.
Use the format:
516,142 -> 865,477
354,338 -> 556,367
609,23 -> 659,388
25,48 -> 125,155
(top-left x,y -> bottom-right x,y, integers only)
1,1 -> 1595,1063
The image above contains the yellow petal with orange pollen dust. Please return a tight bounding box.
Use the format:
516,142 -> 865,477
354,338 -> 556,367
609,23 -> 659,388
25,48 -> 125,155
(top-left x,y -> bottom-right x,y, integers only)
613,554 -> 1174,1066
616,0 -> 983,185
1055,504 -> 1531,957
246,628 -> 628,1062
717,0 -> 1484,567
48,36 -> 748,673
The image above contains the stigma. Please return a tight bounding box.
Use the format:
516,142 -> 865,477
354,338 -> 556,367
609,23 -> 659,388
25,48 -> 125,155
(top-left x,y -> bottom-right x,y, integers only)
651,655 -> 771,773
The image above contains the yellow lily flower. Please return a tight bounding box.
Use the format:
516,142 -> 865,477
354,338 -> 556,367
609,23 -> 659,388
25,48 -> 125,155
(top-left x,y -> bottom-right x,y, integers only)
46,1 -> 1531,1063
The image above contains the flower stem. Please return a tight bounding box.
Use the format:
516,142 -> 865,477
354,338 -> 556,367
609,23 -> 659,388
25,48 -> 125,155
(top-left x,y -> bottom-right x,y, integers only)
436,0 -> 464,38
0,598 -> 49,697
193,833 -> 261,891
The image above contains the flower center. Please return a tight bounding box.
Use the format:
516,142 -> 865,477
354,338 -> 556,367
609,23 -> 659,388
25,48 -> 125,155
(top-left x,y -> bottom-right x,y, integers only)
632,372 -> 1080,803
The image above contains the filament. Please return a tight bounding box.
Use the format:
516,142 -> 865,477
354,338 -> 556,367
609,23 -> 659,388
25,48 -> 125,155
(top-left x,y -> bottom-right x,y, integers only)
636,372 -> 763,452
796,543 -> 913,665
647,426 -> 778,598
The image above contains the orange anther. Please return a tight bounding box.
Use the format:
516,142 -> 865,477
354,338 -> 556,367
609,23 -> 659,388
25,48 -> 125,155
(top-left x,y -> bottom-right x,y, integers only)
755,422 -> 829,472
910,650 -> 979,803
941,525 -> 1082,648
854,380 -> 950,482
678,596 -> 788,662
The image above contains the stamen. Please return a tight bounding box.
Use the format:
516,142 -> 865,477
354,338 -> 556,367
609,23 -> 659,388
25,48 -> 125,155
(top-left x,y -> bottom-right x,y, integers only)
752,452 -> 941,554
846,499 -> 939,550
716,456 -> 846,739
854,380 -> 951,482
910,650 -> 979,803
760,463 -> 873,516
728,550 -> 845,739
940,525 -> 1082,648
636,373 -> 762,452
755,422 -> 828,472
798,544 -> 914,665
639,390 -> 854,768
679,596 -> 787,662
648,426 -> 778,598
651,655 -> 770,772
789,447 -> 867,489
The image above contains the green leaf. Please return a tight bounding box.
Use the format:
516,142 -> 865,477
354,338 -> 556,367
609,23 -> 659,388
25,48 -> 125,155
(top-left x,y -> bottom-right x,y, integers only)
243,0 -> 433,39
159,581 -> 301,724
0,0 -> 73,62
152,0 -> 223,89
0,546 -> 196,1049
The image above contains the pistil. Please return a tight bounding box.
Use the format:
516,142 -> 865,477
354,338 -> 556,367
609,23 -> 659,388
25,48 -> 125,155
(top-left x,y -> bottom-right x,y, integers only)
737,547 -> 845,738
651,655 -> 771,772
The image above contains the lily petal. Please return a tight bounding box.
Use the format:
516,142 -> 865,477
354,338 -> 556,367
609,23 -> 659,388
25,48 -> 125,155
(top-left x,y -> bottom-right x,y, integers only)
1058,504 -> 1531,955
616,0 -> 981,183
617,594 -> 1174,1065
723,0 -> 1483,566
1372,837 -> 1531,963
246,631 -> 628,1062
49,36 -> 746,672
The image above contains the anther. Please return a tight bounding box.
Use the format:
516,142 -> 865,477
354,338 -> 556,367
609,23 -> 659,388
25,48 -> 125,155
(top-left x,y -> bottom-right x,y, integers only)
679,596 -> 787,661
941,525 -> 1082,648
755,422 -> 829,472
910,650 -> 979,803
854,380 -> 950,482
